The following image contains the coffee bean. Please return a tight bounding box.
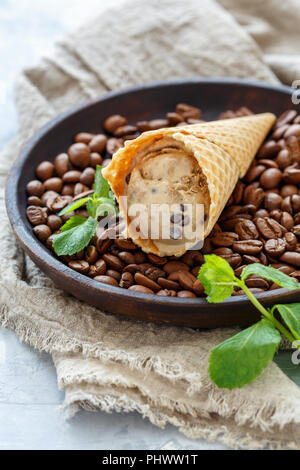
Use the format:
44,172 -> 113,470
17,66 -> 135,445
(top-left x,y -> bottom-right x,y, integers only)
245,165 -> 265,183
157,289 -> 177,297
62,184 -> 74,196
114,238 -> 137,251
148,119 -> 169,130
233,288 -> 264,296
275,149 -> 291,169
114,125 -> 137,138
283,168 -> 300,184
27,196 -> 42,206
26,180 -> 44,197
36,161 -> 55,181
44,177 -> 63,193
118,251 -> 136,265
272,124 -> 289,140
47,214 -> 62,231
231,181 -> 245,204
260,168 -> 282,189
80,167 -> 95,186
102,253 -> 124,272
62,170 -> 82,183
134,272 -> 160,292
69,260 -> 90,274
90,153 -> 103,167
235,220 -> 258,240
284,124 -> 300,138
284,232 -> 297,251
163,261 -> 189,274
280,252 -> 300,267
167,112 -> 184,125
281,184 -> 298,198
243,186 -> 264,207
88,259 -> 106,277
243,255 -> 260,264
193,279 -> 204,295
245,275 -> 269,289
107,270 -> 121,281
292,225 -> 300,239
94,275 -> 119,287
33,224 -> 51,241
256,217 -> 283,239
129,285 -> 154,295
264,238 -> 286,257
103,115 -> 128,134
119,272 -> 134,288
68,143 -> 90,169
26,206 -> 47,225
276,110 -> 298,128
136,121 -> 152,132
290,271 -> 300,281
147,253 -> 167,266
180,251 -> 203,267
49,195 -> 71,212
255,209 -> 269,218
287,136 -> 300,163
106,138 -> 123,155
177,290 -> 197,298
89,134 -> 107,154
74,132 -> 95,144
211,232 -> 239,247
257,141 -> 281,159
85,246 -> 98,265
157,277 -> 179,291
176,103 -> 202,120
232,240 -> 263,255
258,159 -> 279,169
264,192 -> 282,211
168,271 -> 196,291
280,211 -> 294,230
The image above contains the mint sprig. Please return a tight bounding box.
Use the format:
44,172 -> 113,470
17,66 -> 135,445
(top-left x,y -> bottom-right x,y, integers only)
52,166 -> 117,256
199,255 -> 300,389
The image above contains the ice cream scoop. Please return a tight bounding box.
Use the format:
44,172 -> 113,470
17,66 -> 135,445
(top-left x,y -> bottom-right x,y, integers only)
102,113 -> 276,257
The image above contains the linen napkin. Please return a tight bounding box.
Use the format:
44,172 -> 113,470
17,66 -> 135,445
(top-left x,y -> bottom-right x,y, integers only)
1,0 -> 300,450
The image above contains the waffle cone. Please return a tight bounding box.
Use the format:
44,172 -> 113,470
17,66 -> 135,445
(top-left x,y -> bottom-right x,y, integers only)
103,113 -> 275,256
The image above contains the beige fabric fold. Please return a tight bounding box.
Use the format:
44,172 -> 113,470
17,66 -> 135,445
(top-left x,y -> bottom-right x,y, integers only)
1,0 -> 300,450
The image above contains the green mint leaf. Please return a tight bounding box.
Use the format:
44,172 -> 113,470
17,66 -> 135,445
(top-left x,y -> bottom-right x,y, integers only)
53,217 -> 97,256
58,197 -> 91,216
60,215 -> 87,232
209,319 -> 281,389
274,303 -> 300,340
94,165 -> 110,198
198,254 -> 236,303
241,264 -> 299,290
96,201 -> 118,218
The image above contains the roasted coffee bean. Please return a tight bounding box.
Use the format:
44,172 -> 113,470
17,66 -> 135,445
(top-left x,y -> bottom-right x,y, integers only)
61,184 -> 74,196
233,288 -> 264,296
36,161 -> 55,181
211,232 -> 239,247
280,211 -> 294,230
234,265 -> 247,278
107,270 -> 121,281
255,209 -> 269,218
26,206 -> 47,225
168,271 -> 196,291
219,252 -> 242,267
284,232 -> 297,251
41,190 -> 58,206
113,238 -> 136,251
54,153 -> 69,176
176,103 -> 202,120
102,253 -> 124,272
147,119 -> 169,130
119,272 -> 134,288
94,275 -> 119,287
129,285 -> 154,295
163,261 -> 189,274
88,259 -> 106,277
294,212 -> 300,225
68,143 -> 90,169
134,251 -> 147,264
292,225 -> 300,239
103,115 -> 128,134
269,209 -> 281,222
102,158 -> 112,167
118,251 -> 136,265
80,167 -> 95,186
157,277 -> 179,291
191,265 -> 202,277
44,177 -> 63,193
33,224 -> 51,241
167,112 -> 184,125
232,239 -> 263,255
221,215 -> 252,231
243,186 -> 264,207
49,195 -> 71,212
234,219 -> 258,240
256,217 -> 283,239
283,168 -> 300,184
245,275 -> 269,290
276,110 -> 298,128
212,247 -> 233,256
157,289 -> 177,297
231,181 -> 245,204
244,165 -> 265,183
114,125 -> 137,138
287,135 -> 300,162
290,271 -> 300,281
242,255 -> 260,264
62,170 -> 82,183
258,159 -> 279,169
259,168 -> 282,189
74,132 -> 95,144
193,279 -> 204,295
281,184 -> 298,198
106,137 -> 123,155
47,214 -> 62,231
257,141 -> 281,159
264,192 -> 282,211
134,272 -> 160,292
90,153 -> 103,167
74,183 -> 88,196
69,260 -> 90,274
85,246 -> 98,265
280,252 -> 300,267
275,149 -> 291,169
27,196 -> 42,206
26,180 -> 44,197
264,238 -> 286,257
272,124 -> 289,140
284,124 -> 300,138
177,290 -> 197,298
282,194 -> 300,214
180,251 -> 203,267
144,266 -> 165,281
136,121 -> 152,132
271,263 -> 295,275
89,134 -> 107,154
147,253 -> 167,266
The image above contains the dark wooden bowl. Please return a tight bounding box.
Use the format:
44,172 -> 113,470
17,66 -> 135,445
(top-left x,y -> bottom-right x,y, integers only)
5,78 -> 300,328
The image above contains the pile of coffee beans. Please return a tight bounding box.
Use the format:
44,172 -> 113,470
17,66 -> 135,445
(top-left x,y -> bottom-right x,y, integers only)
26,105 -> 300,298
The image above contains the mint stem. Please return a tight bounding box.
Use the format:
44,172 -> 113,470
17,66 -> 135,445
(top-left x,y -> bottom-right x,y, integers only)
236,279 -> 297,345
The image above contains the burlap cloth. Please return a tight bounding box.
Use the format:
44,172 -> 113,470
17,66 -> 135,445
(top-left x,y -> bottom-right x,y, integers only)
1,0 -> 300,450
